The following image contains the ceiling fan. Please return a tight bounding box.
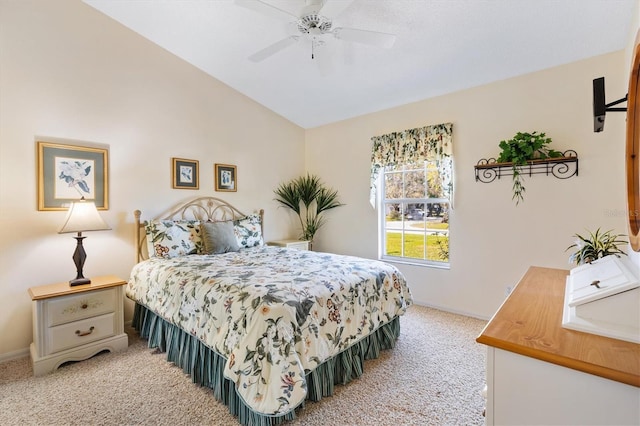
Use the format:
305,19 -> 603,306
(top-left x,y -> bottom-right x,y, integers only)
235,0 -> 397,62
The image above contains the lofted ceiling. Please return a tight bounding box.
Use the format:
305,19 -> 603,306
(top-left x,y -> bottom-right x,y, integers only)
84,0 -> 636,129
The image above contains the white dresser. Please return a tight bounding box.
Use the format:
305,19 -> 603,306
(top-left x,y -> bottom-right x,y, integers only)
29,275 -> 128,376
477,267 -> 640,425
267,239 -> 310,250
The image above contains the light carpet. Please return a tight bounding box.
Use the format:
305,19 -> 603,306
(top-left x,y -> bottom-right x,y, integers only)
0,305 -> 487,426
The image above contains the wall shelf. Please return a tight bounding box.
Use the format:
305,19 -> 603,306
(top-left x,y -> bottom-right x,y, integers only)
475,150 -> 578,183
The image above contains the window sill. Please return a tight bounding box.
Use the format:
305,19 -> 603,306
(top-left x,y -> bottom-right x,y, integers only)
380,256 -> 450,270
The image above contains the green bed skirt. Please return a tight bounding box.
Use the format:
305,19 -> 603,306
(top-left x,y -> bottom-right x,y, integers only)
131,303 -> 401,426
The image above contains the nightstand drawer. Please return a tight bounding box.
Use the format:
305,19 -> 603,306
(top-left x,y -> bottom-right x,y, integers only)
47,312 -> 116,354
46,288 -> 116,326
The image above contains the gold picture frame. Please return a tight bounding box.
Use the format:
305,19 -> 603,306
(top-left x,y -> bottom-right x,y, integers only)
214,163 -> 237,192
37,141 -> 109,211
172,158 -> 199,190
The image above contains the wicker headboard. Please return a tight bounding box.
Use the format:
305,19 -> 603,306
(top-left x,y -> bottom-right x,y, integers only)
134,196 -> 264,262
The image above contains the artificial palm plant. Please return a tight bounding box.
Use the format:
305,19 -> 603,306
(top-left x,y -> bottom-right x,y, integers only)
274,174 -> 344,246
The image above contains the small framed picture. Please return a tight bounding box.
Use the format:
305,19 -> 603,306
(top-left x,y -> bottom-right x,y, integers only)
172,158 -> 199,190
37,141 -> 109,211
215,163 -> 237,192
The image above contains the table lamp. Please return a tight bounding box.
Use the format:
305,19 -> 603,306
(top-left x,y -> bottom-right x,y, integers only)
58,197 -> 111,286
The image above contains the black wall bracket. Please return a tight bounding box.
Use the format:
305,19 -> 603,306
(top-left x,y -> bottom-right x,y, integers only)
593,76 -> 627,133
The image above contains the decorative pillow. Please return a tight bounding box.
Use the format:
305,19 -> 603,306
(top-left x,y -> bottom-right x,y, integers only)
144,220 -> 202,258
201,221 -> 240,255
233,214 -> 264,248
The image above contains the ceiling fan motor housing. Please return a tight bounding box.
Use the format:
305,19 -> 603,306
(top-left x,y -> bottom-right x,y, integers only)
297,14 -> 332,35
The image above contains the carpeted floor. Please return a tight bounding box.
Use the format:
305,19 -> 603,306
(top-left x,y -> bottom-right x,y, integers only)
0,305 -> 487,426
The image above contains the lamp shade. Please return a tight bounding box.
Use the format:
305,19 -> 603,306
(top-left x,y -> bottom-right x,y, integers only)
59,198 -> 110,234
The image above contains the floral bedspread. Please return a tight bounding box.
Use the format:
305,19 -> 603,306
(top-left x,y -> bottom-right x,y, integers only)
127,246 -> 412,416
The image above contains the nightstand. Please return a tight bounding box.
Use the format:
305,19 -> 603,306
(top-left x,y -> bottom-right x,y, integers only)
28,275 -> 129,376
267,239 -> 310,250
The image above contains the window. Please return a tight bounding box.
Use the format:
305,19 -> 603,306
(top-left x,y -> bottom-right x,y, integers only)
370,123 -> 453,268
379,161 -> 450,267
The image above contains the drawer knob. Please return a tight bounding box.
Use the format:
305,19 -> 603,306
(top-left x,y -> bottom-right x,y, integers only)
81,303 -> 88,309
75,326 -> 95,337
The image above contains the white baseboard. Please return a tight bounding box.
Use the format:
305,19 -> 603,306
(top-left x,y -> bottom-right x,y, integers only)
410,300 -> 491,321
0,347 -> 29,363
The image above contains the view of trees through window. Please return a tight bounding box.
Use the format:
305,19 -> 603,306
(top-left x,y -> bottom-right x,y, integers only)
381,162 -> 450,266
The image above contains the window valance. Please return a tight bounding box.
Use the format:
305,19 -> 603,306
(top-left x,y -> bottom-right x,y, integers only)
370,123 -> 453,207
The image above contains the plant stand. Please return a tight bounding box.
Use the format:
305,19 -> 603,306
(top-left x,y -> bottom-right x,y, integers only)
475,150 -> 578,183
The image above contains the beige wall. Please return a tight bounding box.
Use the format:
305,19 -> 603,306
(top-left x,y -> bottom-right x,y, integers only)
0,0 -> 305,357
305,51 -> 630,318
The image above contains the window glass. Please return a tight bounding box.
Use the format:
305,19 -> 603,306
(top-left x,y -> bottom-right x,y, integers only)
380,163 -> 450,267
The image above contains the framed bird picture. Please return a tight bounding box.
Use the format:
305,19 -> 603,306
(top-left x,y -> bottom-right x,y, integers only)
172,158 -> 199,190
214,163 -> 237,192
36,141 -> 109,211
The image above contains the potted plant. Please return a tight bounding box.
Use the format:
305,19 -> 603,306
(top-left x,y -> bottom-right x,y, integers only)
496,131 -> 563,205
566,228 -> 628,265
273,174 -> 344,248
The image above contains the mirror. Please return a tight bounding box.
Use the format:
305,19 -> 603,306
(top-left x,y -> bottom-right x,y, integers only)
627,32 -> 640,251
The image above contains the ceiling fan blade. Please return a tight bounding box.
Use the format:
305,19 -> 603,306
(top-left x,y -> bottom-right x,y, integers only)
235,0 -> 298,22
314,42 -> 335,76
317,0 -> 355,18
333,27 -> 396,48
248,36 -> 299,62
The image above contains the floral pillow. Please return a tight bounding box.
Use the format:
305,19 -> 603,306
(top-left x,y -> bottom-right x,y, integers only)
144,220 -> 203,258
233,214 -> 264,248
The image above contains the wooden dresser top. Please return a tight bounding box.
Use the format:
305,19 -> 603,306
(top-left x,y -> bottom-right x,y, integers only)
477,266 -> 640,387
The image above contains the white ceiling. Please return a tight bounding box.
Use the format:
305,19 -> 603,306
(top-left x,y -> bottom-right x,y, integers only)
84,0 -> 636,129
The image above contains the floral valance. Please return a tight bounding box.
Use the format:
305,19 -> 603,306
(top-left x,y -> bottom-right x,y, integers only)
370,123 -> 453,207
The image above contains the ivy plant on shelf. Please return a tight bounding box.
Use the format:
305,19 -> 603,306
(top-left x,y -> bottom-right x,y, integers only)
273,174 -> 344,249
496,131 -> 563,205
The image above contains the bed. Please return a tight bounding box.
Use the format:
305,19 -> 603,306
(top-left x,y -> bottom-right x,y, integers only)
127,197 -> 412,425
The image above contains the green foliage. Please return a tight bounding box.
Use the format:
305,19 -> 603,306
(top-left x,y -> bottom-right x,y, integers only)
274,174 -> 344,243
434,232 -> 449,261
497,131 -> 563,205
566,228 -> 628,265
